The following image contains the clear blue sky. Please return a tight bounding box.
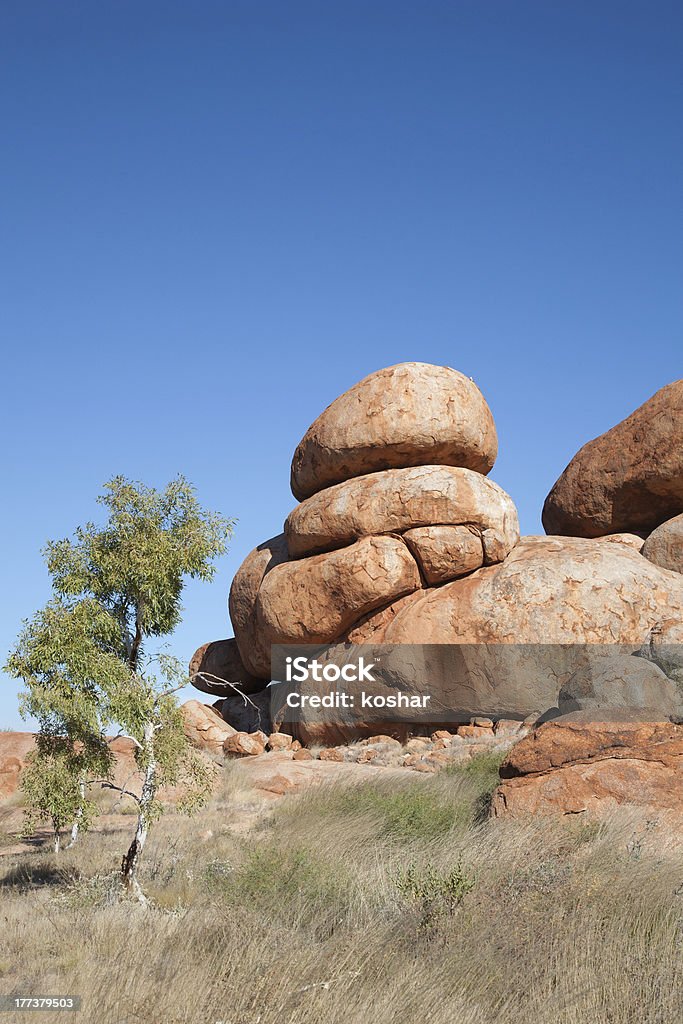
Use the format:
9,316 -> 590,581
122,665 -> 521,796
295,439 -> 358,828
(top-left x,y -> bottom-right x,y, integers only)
1,1 -> 681,728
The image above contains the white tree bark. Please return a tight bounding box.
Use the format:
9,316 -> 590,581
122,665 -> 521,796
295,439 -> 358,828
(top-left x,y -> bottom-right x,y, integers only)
121,720 -> 156,905
66,780 -> 86,848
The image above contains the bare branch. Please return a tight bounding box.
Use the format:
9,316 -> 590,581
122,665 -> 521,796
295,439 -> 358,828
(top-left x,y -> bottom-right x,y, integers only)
191,672 -> 261,710
100,781 -> 142,806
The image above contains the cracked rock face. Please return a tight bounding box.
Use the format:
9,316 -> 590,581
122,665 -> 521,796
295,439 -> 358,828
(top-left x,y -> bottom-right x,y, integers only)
403,525 -> 484,584
542,380 -> 683,538
380,537 -> 683,646
255,535 -> 421,647
285,465 -> 519,559
491,713 -> 683,823
290,362 -> 498,501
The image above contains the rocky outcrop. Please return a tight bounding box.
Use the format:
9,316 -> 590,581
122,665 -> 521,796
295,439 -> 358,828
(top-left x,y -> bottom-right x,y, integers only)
542,380 -> 683,537
491,713 -> 683,823
192,364 -> 683,749
215,364 -> 515,691
642,513 -> 683,575
274,536 -> 683,741
285,465 -> 518,559
290,362 -> 498,501
180,700 -> 237,758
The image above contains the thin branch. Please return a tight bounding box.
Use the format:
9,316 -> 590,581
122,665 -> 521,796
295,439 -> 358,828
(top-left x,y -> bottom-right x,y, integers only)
100,781 -> 142,806
191,672 -> 261,709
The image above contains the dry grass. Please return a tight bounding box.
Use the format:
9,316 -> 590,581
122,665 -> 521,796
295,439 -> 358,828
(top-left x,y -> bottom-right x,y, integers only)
0,757 -> 682,1024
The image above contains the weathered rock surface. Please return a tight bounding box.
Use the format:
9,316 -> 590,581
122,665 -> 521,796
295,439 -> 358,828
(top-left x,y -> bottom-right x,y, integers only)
558,653 -> 682,716
339,537 -> 683,728
542,380 -> 683,537
642,513 -> 683,575
223,730 -> 268,757
255,535 -> 421,646
189,638 -> 265,697
492,713 -> 683,822
285,465 -> 519,559
228,534 -> 289,678
180,700 -> 237,758
403,524 -> 483,584
290,362 -> 498,500
639,619 -> 683,684
596,533 -> 645,551
383,537 -> 683,647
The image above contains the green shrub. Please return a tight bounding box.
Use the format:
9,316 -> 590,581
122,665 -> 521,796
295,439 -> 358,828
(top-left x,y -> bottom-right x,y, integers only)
394,860 -> 475,928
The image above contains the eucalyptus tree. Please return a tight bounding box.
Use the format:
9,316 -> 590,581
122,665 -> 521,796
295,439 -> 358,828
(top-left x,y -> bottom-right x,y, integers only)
7,475 -> 233,901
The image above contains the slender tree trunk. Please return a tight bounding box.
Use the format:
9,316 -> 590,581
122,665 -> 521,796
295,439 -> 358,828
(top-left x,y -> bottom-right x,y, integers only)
121,721 -> 155,905
66,780 -> 86,849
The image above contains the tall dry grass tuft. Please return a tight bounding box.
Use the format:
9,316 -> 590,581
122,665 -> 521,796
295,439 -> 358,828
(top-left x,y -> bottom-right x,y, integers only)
0,755 -> 681,1023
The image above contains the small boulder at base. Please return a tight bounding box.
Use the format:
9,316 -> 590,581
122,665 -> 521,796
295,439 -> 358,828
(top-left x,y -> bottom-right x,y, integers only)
642,513 -> 683,575
180,700 -> 237,758
223,731 -> 268,757
267,732 -> 293,751
542,380 -> 683,537
290,362 -> 498,500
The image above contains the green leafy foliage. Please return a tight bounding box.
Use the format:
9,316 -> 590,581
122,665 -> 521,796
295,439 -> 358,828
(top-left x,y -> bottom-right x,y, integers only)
44,475 -> 233,659
20,742 -> 98,846
394,860 -> 475,928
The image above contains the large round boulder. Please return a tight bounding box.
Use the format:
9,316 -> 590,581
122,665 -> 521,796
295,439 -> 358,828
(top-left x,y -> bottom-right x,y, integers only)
369,537 -> 683,722
228,534 -> 289,679
642,513 -> 683,575
290,363 -> 498,501
285,465 -> 519,559
542,380 -> 683,537
255,535 -> 421,647
383,536 -> 683,647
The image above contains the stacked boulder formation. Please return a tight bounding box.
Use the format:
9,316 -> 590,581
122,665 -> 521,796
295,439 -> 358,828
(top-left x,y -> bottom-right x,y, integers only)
191,365 -> 683,746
